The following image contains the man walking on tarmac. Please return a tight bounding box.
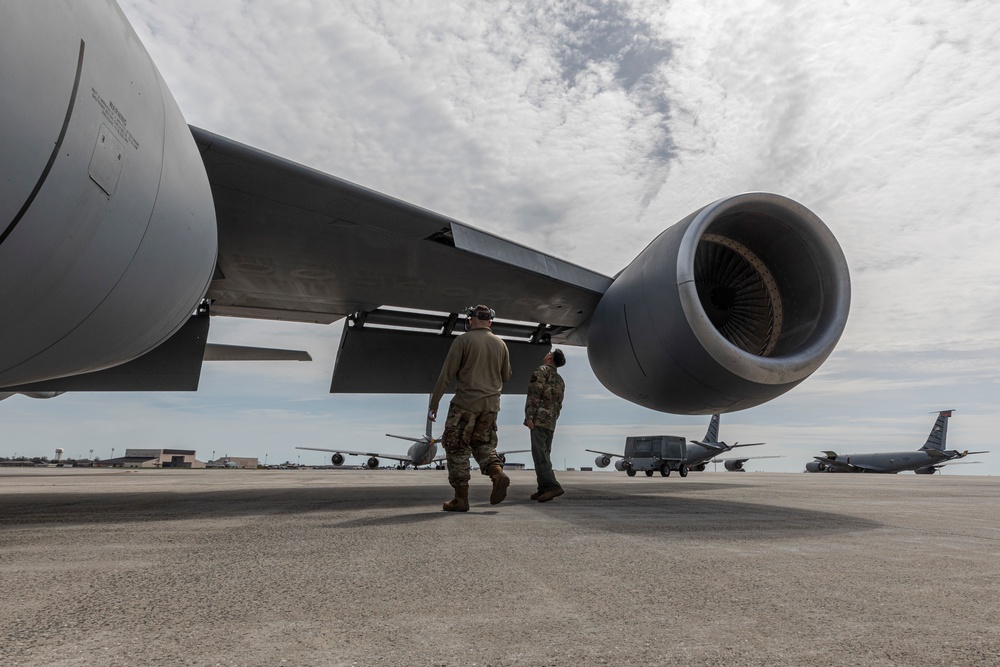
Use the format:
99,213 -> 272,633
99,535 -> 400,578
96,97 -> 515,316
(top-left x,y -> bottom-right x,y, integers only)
524,348 -> 566,502
428,305 -> 512,512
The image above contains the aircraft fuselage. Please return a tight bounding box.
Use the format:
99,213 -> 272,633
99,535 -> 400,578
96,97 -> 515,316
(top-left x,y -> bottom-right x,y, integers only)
815,450 -> 956,473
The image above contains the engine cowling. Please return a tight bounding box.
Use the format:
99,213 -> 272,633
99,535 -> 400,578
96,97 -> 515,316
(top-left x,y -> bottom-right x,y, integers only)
693,464 -> 707,472
805,461 -> 827,473
0,392 -> 64,400
724,460 -> 745,472
366,457 -> 379,469
614,459 -> 628,472
0,4 -> 217,387
587,193 -> 850,415
914,466 -> 936,475
331,453 -> 345,466
595,455 -> 612,468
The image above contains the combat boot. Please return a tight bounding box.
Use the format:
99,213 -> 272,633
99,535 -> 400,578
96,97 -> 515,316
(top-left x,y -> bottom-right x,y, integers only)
486,464 -> 510,505
442,485 -> 469,512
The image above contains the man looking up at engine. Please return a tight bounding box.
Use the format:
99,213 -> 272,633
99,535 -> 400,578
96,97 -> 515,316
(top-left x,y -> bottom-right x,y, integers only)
524,348 -> 566,502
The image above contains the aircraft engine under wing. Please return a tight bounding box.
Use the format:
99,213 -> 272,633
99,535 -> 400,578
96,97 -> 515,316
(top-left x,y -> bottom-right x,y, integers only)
587,194 -> 851,414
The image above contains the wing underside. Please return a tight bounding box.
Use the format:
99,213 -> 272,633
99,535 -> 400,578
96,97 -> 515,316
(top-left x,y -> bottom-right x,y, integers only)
191,127 -> 613,395
193,127 -> 610,330
584,449 -> 624,459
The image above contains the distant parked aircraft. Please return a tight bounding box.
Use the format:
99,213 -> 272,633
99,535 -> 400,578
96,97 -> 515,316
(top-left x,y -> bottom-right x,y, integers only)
296,418 -> 526,469
588,413 -> 773,473
805,410 -> 987,474
297,418 -> 443,469
685,414 -> 773,471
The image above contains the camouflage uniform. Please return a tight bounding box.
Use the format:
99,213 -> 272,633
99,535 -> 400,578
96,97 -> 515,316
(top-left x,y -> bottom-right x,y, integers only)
441,404 -> 504,488
430,326 -> 512,489
524,363 -> 565,494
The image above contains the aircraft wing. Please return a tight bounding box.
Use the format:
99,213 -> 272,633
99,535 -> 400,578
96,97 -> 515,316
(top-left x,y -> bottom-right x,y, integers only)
584,449 -> 624,459
731,442 -> 765,448
712,455 -> 781,462
194,126 -> 611,328
294,446 -> 412,464
811,456 -> 866,473
497,449 -> 531,459
192,127 -> 610,394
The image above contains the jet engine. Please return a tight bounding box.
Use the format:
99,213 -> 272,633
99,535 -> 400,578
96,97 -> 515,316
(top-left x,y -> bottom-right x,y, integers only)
331,453 -> 346,466
724,460 -> 746,472
365,457 -> 379,469
587,193 -> 850,415
595,455 -> 612,468
805,461 -> 827,473
0,4 -> 217,388
914,466 -> 937,475
692,464 -> 707,472
614,459 -> 628,472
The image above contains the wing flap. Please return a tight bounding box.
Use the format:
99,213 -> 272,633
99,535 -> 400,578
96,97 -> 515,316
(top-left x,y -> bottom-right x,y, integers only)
329,319 -> 549,394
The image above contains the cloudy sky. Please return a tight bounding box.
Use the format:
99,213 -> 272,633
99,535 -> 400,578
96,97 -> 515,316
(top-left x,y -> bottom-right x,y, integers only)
4,0 -> 1000,474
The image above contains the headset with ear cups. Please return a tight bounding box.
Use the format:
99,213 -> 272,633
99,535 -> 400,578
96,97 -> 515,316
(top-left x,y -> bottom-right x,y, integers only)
464,305 -> 495,330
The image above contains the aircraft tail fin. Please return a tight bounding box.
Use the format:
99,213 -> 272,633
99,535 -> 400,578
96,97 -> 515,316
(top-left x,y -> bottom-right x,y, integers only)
919,410 -> 954,451
702,414 -> 721,444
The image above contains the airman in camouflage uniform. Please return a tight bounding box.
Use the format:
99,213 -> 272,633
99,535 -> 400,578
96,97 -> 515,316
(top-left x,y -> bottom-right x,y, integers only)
524,348 -> 566,502
429,305 -> 512,511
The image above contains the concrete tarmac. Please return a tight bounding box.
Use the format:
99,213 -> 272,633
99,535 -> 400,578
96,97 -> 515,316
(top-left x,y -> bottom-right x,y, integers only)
1,468 -> 998,666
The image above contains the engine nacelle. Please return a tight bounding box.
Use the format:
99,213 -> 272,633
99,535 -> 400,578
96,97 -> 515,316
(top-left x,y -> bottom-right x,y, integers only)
366,457 -> 379,469
331,453 -> 345,466
724,460 -> 745,472
0,392 -> 64,400
595,455 -> 612,468
614,459 -> 628,472
805,461 -> 827,473
914,466 -> 936,475
0,4 -> 217,387
693,464 -> 707,472
587,193 -> 850,414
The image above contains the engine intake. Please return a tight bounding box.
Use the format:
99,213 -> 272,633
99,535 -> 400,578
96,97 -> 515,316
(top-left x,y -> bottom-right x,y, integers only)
595,455 -> 612,468
587,193 -> 850,414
